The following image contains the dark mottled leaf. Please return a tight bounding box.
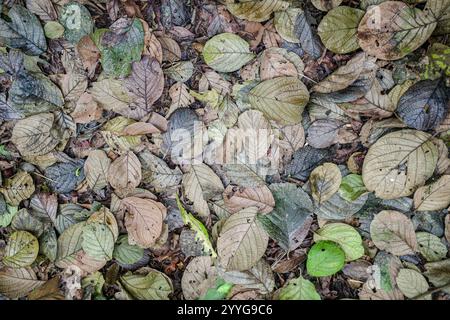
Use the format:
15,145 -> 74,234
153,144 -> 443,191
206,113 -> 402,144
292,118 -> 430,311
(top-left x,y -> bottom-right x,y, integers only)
396,79 -> 449,131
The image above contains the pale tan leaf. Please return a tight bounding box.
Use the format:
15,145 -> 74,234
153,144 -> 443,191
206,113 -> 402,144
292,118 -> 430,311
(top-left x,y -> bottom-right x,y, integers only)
217,207 -> 269,271
182,164 -> 224,217
370,210 -> 418,256
227,0 -> 289,22
84,150 -> 111,192
0,267 -> 44,299
414,175 -> 450,211
70,93 -> 102,124
122,197 -> 166,248
181,256 -> 217,300
108,151 -> 142,191
362,130 -> 438,199
168,82 -> 194,116
223,185 -> 275,214
11,113 -> 58,157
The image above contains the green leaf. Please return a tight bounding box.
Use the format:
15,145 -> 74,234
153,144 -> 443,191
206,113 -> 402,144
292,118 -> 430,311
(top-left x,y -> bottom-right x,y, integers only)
339,174 -> 368,202
226,0 -> 289,22
113,235 -> 145,267
0,5 -> 47,56
81,222 -> 115,261
202,33 -> 255,73
0,205 -> 18,227
176,195 -> 217,257
199,278 -> 233,300
120,269 -> 173,300
59,2 -> 93,43
314,223 -> 364,261
97,19 -> 144,77
164,61 -> 194,82
248,77 -> 309,125
275,276 -> 321,300
396,269 -> 429,299
44,21 -> 64,39
318,6 -> 365,54
306,240 -> 345,277
3,231 -> 39,268
416,232 -> 448,262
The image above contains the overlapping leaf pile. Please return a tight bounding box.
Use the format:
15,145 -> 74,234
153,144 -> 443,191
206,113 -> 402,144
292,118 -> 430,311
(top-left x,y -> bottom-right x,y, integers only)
0,0 -> 449,301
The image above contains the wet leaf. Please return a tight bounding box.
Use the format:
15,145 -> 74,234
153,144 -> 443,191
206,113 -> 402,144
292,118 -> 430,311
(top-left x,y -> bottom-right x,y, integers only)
45,160 -> 85,194
396,79 -> 449,131
0,5 -> 47,56
259,183 -> 313,251
59,2 -> 93,44
285,145 -> 330,181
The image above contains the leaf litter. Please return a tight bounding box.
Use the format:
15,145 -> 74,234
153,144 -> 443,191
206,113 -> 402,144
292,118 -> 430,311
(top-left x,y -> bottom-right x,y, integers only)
0,0 -> 449,301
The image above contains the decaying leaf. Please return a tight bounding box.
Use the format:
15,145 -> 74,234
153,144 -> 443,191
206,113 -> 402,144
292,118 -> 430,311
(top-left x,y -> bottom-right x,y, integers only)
121,197 -> 166,248
357,2 -> 437,60
362,130 -> 438,199
370,210 -> 418,256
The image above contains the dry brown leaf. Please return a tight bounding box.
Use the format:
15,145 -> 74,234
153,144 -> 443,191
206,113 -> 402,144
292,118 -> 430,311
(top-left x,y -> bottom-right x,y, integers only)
108,151 -> 142,191
121,197 -> 166,248
223,184 -> 275,214
71,93 -> 102,124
